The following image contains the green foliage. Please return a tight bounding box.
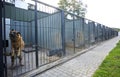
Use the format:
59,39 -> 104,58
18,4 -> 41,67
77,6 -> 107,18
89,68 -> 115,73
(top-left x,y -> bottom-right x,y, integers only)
58,0 -> 87,18
93,41 -> 120,77
112,28 -> 120,32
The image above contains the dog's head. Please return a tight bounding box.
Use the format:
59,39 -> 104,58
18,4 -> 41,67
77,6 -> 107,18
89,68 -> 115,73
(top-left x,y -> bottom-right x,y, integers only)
9,29 -> 21,42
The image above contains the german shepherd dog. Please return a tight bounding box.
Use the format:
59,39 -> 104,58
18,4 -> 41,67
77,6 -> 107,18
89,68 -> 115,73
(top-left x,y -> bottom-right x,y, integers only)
9,29 -> 25,67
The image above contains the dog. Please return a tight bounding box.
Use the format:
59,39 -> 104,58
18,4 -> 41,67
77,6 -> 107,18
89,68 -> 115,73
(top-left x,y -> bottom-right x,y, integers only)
9,29 -> 25,67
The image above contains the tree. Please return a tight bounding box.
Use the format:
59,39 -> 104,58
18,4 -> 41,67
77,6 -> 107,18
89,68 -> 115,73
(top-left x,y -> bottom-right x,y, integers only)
58,0 -> 87,18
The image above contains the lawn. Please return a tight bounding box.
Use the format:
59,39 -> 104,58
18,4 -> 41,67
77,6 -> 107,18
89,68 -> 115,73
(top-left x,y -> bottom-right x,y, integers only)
93,40 -> 120,77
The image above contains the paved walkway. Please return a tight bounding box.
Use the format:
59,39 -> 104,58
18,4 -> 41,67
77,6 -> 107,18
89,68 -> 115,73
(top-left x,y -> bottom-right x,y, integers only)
35,36 -> 120,77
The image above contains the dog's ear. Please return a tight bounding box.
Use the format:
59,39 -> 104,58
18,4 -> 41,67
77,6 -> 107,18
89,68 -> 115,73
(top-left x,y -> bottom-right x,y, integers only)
17,32 -> 21,35
11,29 -> 14,31
10,29 -> 15,31
10,29 -> 15,33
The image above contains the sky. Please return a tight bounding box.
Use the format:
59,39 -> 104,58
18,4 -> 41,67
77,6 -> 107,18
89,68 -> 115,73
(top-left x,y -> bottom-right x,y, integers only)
25,0 -> 120,28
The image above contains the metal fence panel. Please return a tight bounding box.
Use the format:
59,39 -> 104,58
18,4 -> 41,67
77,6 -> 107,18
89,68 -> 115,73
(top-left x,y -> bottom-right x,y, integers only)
37,12 -> 62,50
88,21 -> 96,44
65,19 -> 74,47
84,21 -> 89,47
74,18 -> 84,48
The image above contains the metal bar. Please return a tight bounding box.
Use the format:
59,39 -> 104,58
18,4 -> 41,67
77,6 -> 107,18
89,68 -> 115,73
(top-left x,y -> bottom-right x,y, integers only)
88,22 -> 90,46
92,22 -> 95,43
73,15 -> 75,53
97,24 -> 99,42
61,10 -> 66,56
41,4 -> 45,65
93,22 -> 95,44
23,8 -> 27,72
3,0 -> 8,76
27,10 -> 30,71
34,0 -> 39,68
102,26 -> 104,40
0,0 -> 5,77
82,18 -> 85,48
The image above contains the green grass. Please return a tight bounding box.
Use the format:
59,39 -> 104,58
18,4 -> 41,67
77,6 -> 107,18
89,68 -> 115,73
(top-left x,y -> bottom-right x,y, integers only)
93,41 -> 120,77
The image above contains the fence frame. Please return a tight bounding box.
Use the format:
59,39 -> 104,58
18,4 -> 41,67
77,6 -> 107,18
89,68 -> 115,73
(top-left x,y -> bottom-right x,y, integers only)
0,0 -> 4,77
34,0 -> 39,68
61,10 -> 66,56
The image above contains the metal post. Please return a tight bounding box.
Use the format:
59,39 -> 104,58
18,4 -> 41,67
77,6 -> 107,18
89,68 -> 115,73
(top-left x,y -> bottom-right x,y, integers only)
93,22 -> 95,43
3,0 -> 7,76
82,18 -> 85,48
88,22 -> 90,46
97,23 -> 99,43
103,25 -> 105,41
73,15 -> 75,53
34,0 -> 39,68
61,10 -> 66,56
104,26 -> 106,40
101,26 -> 103,40
0,0 -> 4,77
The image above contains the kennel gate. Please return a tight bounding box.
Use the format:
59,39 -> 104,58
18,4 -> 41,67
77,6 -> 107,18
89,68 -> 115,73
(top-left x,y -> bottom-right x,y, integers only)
2,0 -> 65,77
